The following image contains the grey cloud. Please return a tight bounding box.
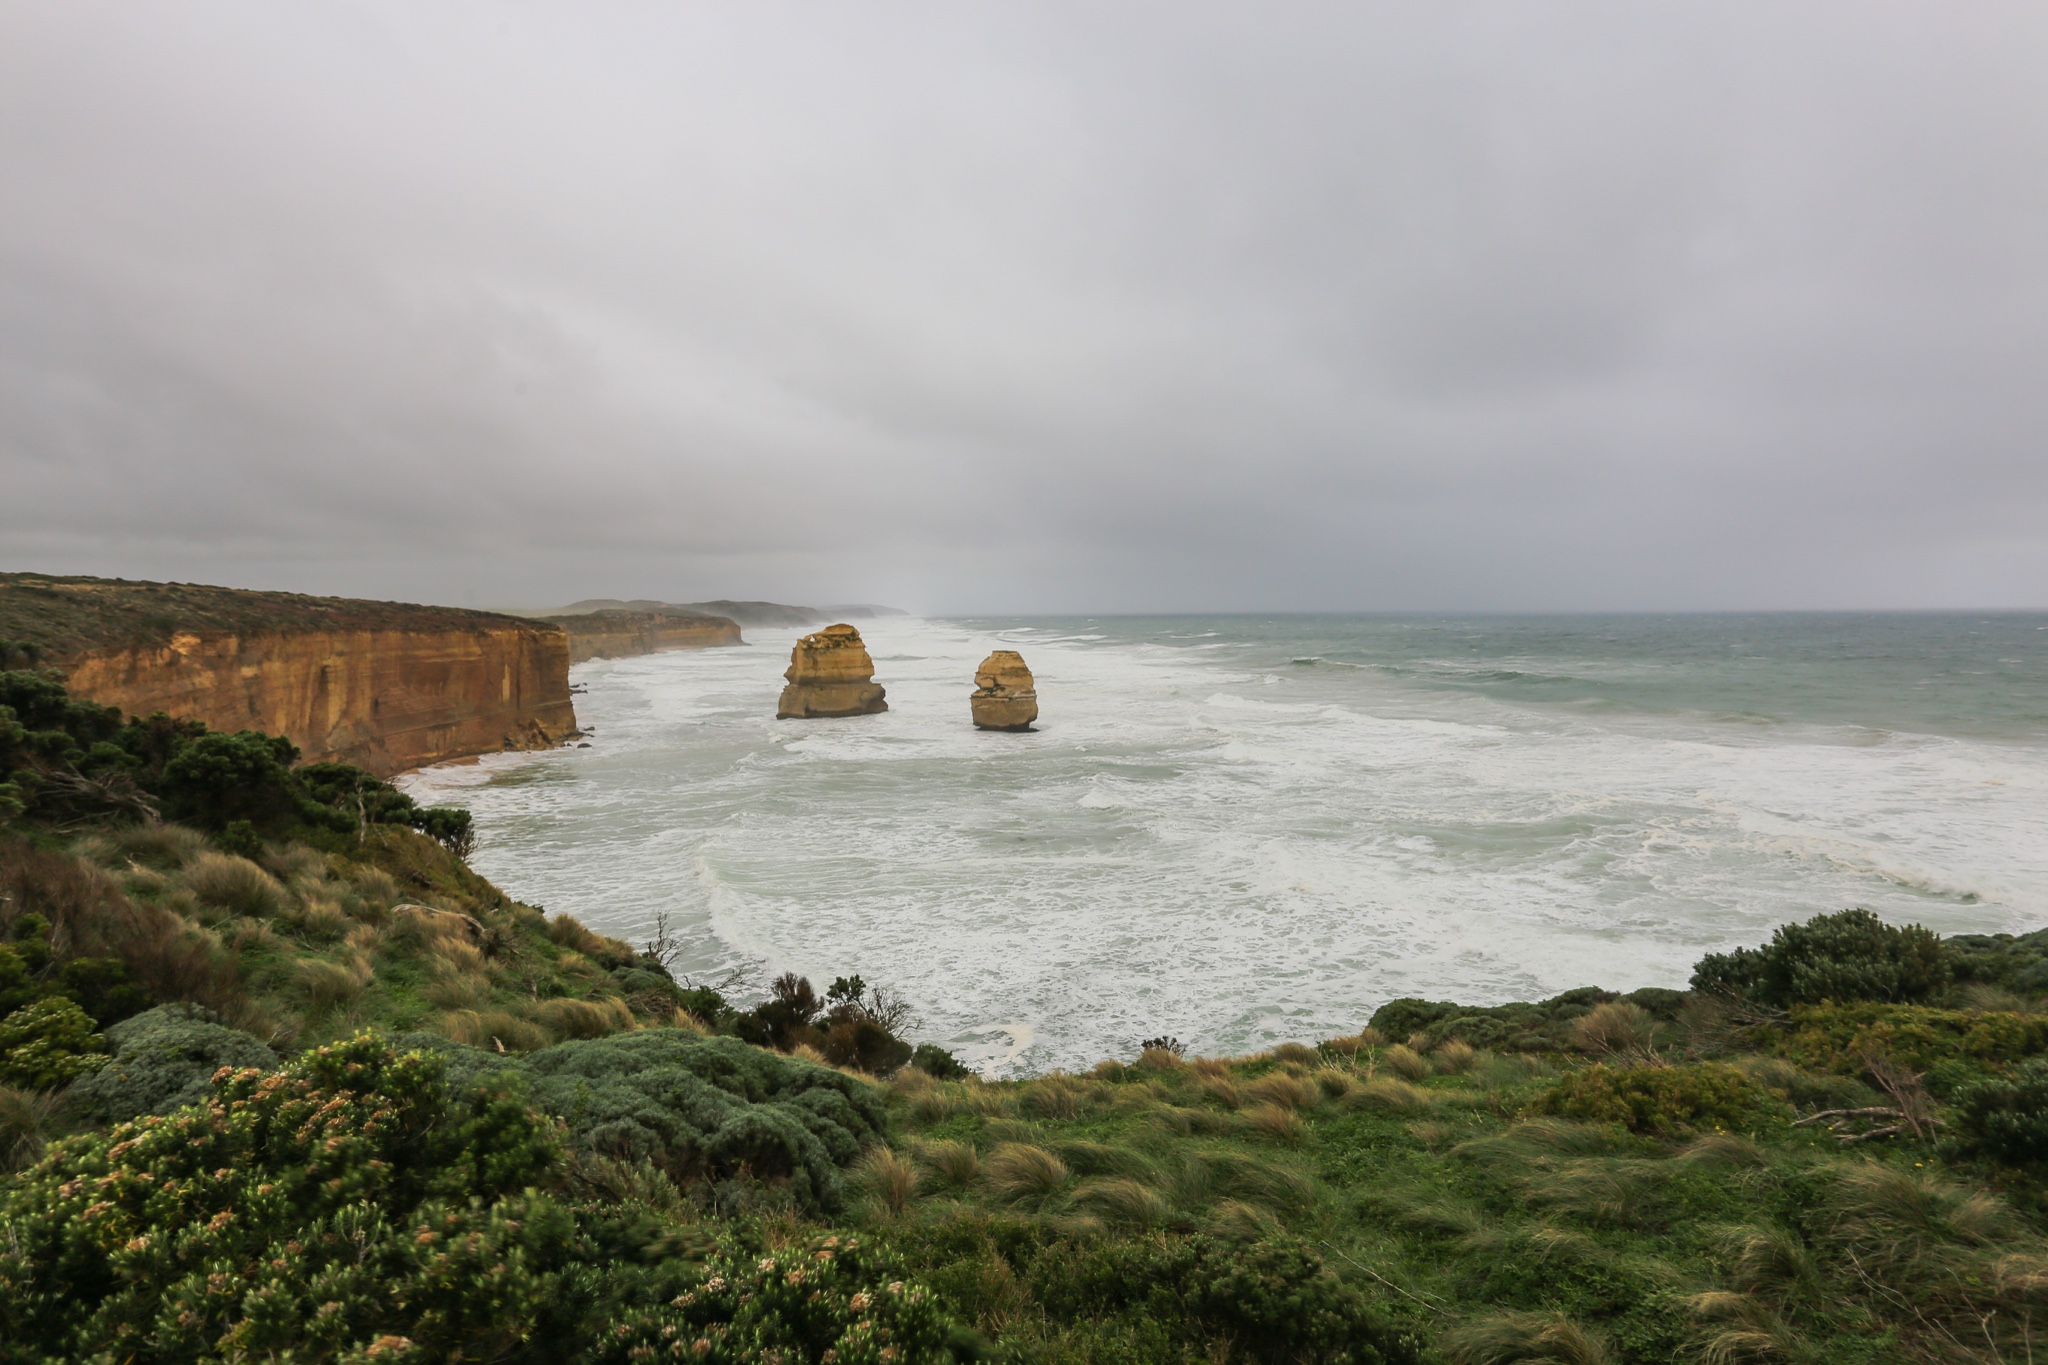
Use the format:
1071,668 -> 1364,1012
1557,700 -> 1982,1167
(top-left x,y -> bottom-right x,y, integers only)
1,1 -> 2044,612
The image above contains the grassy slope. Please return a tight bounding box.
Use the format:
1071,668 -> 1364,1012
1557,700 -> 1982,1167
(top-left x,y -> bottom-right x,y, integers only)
12,819 -> 2048,1362
0,571 -> 544,659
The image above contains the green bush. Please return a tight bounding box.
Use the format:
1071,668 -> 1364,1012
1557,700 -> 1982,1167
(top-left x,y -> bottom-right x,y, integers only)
1032,1234 -> 1422,1364
1691,908 -> 1951,1008
68,1004 -> 277,1123
1947,1059 -> 2048,1169
424,1030 -> 888,1213
0,998 -> 108,1089
1528,1063 -> 1787,1136
0,1034 -> 572,1361
589,1234 -> 956,1365
911,1043 -> 972,1079
1777,1002 -> 2048,1077
1368,986 -> 1683,1053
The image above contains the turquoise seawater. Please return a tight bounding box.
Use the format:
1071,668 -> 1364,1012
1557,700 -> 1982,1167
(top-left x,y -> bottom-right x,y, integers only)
402,613 -> 2048,1074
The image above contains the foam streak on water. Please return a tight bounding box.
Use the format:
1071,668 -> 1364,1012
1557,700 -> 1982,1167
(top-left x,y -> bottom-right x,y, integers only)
400,614 -> 2048,1074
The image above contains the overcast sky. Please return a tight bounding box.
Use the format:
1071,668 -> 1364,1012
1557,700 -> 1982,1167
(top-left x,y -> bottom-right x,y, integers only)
2,3 -> 2044,613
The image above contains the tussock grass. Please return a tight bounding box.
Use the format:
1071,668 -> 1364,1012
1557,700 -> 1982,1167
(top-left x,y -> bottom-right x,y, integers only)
1240,1101 -> 1306,1143
855,1146 -> 921,1217
1445,1310 -> 1610,1365
1432,1039 -> 1479,1074
1523,1160 -> 1669,1229
1571,1002 -> 1656,1057
297,954 -> 371,1010
1271,1042 -> 1319,1066
1205,1197 -> 1282,1239
1020,1075 -> 1092,1120
437,1008 -> 548,1052
1384,1044 -> 1431,1082
423,964 -> 492,1011
1246,1072 -> 1319,1112
529,995 -> 635,1040
1198,1076 -> 1246,1109
1675,1132 -> 1767,1169
1188,1056 -> 1233,1081
1311,1065 -> 1356,1100
915,1138 -> 982,1187
987,1143 -> 1069,1204
183,852 -> 287,920
1054,1140 -> 1159,1182
1072,1177 -> 1170,1229
1136,1045 -> 1184,1071
1345,1076 -> 1431,1112
0,1087 -> 62,1173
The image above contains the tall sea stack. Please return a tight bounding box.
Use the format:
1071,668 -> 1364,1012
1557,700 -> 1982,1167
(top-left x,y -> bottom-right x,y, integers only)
971,650 -> 1038,731
776,624 -> 888,718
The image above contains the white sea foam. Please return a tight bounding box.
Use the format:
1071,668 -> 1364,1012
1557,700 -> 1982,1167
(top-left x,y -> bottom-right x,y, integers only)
400,616 -> 2048,1075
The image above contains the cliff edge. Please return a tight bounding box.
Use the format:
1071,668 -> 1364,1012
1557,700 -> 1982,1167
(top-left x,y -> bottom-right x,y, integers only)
545,609 -> 744,663
0,572 -> 577,776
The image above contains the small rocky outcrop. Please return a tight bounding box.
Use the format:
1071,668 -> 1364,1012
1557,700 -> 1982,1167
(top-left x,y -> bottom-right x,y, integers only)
776,624 -> 888,718
971,650 -> 1038,731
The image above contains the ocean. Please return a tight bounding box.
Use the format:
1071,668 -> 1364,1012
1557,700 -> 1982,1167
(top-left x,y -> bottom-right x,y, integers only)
399,613 -> 2048,1075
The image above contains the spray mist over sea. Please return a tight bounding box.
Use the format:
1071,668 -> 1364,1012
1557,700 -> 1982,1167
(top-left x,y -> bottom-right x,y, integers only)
401,614 -> 2048,1075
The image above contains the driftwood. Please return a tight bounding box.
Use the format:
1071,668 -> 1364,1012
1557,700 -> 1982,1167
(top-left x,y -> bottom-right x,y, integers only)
1793,1105 -> 1942,1144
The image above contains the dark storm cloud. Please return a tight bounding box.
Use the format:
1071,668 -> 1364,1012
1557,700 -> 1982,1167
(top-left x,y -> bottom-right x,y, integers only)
1,1 -> 2043,611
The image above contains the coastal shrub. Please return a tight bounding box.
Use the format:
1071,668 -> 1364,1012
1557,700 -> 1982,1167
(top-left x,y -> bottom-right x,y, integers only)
1776,1002 -> 2048,1077
587,1234 -> 957,1365
1947,1059 -> 2048,1168
70,1003 -> 277,1122
1370,986 -> 1678,1054
1029,1234 -> 1423,1364
0,997 -> 108,1089
426,1030 -> 887,1212
157,729 -> 303,830
1528,1063 -> 1787,1136
911,1042 -> 971,1078
1691,908 -> 1951,1008
0,1034 -> 575,1361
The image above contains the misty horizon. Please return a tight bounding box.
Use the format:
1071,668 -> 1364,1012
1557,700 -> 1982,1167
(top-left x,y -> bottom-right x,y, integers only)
4,4 -> 2044,614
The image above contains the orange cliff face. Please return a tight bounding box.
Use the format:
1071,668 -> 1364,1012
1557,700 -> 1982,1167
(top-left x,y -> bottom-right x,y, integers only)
546,609 -> 743,664
1,574 -> 577,777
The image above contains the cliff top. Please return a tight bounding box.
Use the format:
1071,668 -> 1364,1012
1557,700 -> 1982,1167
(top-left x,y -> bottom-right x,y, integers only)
534,598 -> 826,628
0,571 -> 551,661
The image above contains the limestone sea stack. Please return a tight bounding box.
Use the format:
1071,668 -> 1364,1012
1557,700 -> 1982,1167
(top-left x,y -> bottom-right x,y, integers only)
776,624 -> 888,718
970,650 -> 1038,731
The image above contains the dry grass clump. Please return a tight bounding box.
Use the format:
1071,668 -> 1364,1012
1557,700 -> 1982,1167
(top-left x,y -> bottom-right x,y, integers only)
1311,1066 -> 1355,1100
1432,1039 -> 1478,1074
1188,1056 -> 1234,1081
183,852 -> 287,920
528,995 -> 635,1040
1199,1076 -> 1247,1110
96,822 -> 212,871
1271,1042 -> 1319,1066
259,843 -> 330,884
1571,1002 -> 1657,1058
1346,1077 -> 1431,1112
1246,1072 -> 1319,1112
1384,1044 -> 1432,1083
437,1008 -> 548,1052
915,1138 -> 982,1187
1021,1074 -> 1093,1120
1091,1059 -> 1128,1081
855,1146 -> 921,1217
0,1087 -> 63,1173
1676,1133 -> 1767,1170
1240,1101 -> 1306,1144
1523,1160 -> 1668,1229
424,961 -> 493,1011
1072,1177 -> 1170,1229
1444,1309 -> 1610,1365
1137,1045 -> 1185,1072
346,866 -> 403,918
1206,1198 -> 1283,1240
297,954 -> 372,1010
987,1143 -> 1070,1204
546,912 -> 632,959
1324,1028 -> 1385,1056
911,1081 -> 1015,1123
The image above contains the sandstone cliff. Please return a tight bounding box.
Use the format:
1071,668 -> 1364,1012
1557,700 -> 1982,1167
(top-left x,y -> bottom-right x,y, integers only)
0,573 -> 577,776
971,650 -> 1039,731
545,609 -> 743,663
776,623 -> 888,718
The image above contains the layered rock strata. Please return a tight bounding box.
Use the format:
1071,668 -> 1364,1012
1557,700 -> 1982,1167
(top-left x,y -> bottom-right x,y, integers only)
970,650 -> 1038,731
546,609 -> 742,663
776,624 -> 888,718
2,573 -> 577,776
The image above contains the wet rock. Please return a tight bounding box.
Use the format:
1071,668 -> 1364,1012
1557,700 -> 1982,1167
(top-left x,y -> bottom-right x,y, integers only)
971,650 -> 1038,731
776,624 -> 888,718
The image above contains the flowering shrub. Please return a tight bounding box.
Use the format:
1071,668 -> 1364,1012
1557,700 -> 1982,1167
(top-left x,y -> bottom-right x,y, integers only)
1527,1063 -> 1787,1136
590,1235 -> 954,1365
0,1034 -> 571,1362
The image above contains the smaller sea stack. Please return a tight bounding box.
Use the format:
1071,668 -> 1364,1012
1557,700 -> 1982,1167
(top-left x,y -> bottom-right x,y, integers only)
970,650 -> 1038,731
776,623 -> 888,718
